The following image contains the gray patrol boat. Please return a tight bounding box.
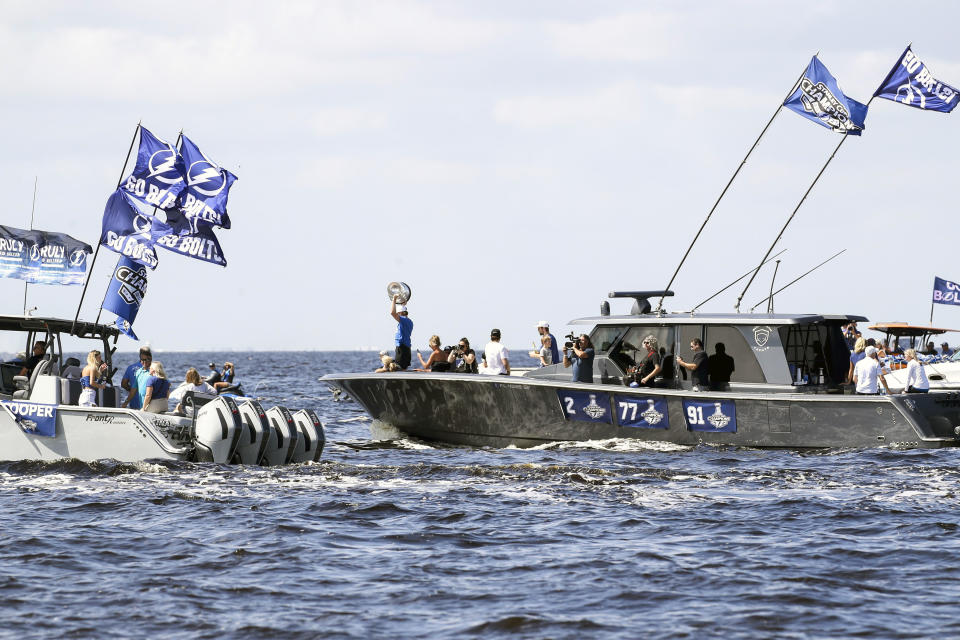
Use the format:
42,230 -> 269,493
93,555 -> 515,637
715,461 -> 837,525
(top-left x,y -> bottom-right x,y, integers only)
323,292 -> 960,449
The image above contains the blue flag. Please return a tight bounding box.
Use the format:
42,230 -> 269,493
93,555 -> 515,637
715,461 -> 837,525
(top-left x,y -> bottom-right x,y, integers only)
101,256 -> 147,340
119,127 -> 187,209
0,226 -> 91,285
178,135 -> 237,230
100,190 -> 172,269
784,56 -> 868,135
933,276 -> 960,307
156,216 -> 227,267
874,46 -> 959,113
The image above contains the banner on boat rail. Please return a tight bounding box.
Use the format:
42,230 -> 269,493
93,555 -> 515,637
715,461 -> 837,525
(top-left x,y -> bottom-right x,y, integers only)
1,400 -> 56,437
0,226 -> 91,286
557,390 -> 612,424
932,277 -> 960,307
613,395 -> 669,429
682,399 -> 737,433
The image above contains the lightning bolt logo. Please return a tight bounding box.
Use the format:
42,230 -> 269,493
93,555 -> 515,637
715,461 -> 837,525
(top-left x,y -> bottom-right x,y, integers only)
147,150 -> 184,186
188,161 -> 226,197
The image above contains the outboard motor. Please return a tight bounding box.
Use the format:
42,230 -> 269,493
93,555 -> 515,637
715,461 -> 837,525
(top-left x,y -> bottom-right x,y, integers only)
262,406 -> 298,465
234,400 -> 270,465
193,396 -> 242,463
291,409 -> 325,463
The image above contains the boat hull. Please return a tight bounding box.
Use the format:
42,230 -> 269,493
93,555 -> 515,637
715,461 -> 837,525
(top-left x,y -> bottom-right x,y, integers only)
323,372 -> 960,449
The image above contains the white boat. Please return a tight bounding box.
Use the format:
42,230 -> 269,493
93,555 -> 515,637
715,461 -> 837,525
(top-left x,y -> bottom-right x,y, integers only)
0,314 -> 324,464
867,322 -> 960,392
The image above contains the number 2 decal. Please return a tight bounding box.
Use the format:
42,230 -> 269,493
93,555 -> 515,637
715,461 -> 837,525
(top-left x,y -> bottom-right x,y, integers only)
564,396 -> 576,415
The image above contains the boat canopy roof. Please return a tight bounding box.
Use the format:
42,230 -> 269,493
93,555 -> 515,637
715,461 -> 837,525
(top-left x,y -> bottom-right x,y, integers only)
0,315 -> 120,340
571,312 -> 868,327
867,322 -> 958,337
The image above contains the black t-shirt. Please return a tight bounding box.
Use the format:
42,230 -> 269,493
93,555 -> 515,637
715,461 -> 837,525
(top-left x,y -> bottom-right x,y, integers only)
692,351 -> 709,386
24,354 -> 44,374
708,353 -> 735,383
454,349 -> 478,374
639,350 -> 661,379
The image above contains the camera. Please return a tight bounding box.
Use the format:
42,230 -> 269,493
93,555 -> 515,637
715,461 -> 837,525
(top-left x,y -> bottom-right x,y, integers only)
564,333 -> 578,350
445,345 -> 463,356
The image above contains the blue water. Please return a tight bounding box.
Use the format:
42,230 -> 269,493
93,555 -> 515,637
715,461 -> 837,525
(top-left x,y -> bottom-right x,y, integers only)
3,351 -> 960,639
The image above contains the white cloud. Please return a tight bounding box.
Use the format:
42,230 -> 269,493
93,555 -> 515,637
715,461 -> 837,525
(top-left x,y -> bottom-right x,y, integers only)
546,12 -> 677,62
310,108 -> 388,136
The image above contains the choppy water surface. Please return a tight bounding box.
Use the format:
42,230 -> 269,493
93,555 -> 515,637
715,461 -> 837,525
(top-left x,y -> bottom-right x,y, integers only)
3,351 -> 960,639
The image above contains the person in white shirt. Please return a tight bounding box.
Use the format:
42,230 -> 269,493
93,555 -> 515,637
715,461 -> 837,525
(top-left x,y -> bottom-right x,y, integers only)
482,328 -> 510,375
853,346 -> 890,395
901,348 -> 930,393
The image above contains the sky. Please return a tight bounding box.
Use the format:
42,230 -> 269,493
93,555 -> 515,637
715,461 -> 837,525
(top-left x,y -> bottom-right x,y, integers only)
1,1 -> 959,353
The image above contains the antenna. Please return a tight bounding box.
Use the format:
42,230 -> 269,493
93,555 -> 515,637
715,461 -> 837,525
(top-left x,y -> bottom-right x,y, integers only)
766,260 -> 781,313
23,176 -> 38,316
750,249 -> 846,312
690,249 -> 786,313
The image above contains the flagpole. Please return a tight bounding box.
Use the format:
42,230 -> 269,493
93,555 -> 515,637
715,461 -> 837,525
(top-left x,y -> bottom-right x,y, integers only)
72,121 -> 141,335
655,58 -> 813,313
734,91 -> 876,313
23,176 -> 38,316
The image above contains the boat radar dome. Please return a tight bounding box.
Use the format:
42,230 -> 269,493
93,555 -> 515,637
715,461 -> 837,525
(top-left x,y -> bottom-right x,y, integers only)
608,290 -> 674,315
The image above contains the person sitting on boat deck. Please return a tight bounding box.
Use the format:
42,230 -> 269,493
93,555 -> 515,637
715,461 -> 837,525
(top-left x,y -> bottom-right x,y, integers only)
416,335 -> 451,372
629,335 -> 661,387
846,337 -> 866,384
708,342 -> 735,391
142,361 -> 171,413
563,333 -> 595,383
901,348 -> 930,394
375,353 -> 401,373
535,321 -> 560,365
853,346 -> 890,395
482,329 -> 510,375
446,337 -> 478,373
79,350 -> 108,407
941,342 -> 954,358
209,362 -> 236,391
171,367 -> 218,414
121,346 -> 152,409
676,337 -> 710,391
921,341 -> 938,356
19,340 -> 47,377
390,295 -> 414,370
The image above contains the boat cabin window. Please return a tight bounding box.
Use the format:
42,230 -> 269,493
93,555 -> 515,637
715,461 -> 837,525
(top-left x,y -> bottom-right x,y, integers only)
777,323 -> 847,385
603,326 -> 676,383
704,326 -> 765,384
589,326 -> 627,354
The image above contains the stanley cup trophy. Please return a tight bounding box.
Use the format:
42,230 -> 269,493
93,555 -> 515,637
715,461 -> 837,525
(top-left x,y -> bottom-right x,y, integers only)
387,281 -> 412,304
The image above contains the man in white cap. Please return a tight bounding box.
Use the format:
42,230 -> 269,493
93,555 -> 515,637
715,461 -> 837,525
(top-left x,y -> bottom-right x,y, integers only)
853,345 -> 890,395
535,321 -> 560,365
390,295 -> 413,370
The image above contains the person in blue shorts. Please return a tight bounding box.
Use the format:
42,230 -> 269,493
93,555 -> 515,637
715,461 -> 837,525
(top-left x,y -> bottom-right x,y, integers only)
390,295 -> 413,370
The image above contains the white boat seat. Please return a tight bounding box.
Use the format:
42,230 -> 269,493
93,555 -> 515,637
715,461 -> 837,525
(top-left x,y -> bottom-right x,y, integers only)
13,359 -> 50,400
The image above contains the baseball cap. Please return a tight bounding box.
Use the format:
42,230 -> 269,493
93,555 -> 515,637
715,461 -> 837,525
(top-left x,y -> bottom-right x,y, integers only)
865,346 -> 878,357
397,304 -> 408,313
536,320 -> 549,328
379,350 -> 388,357
490,328 -> 501,338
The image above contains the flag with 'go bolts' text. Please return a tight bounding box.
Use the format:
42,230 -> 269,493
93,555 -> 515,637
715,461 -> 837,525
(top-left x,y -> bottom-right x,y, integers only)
933,276 -> 960,306
875,46 -> 959,113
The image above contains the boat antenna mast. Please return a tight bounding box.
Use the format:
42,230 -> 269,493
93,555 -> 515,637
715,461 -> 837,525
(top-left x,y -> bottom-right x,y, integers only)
689,248 -> 786,313
23,176 -> 38,316
654,58 -> 812,314
749,249 -> 846,312
766,260 -> 781,313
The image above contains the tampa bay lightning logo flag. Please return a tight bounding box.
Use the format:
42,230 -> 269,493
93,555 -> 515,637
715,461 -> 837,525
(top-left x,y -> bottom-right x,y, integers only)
874,46 -> 959,113
933,276 -> 960,307
101,256 -> 147,340
0,226 -> 91,285
784,56 -> 868,135
178,135 -> 237,230
156,211 -> 227,267
100,190 -> 173,269
120,127 -> 186,209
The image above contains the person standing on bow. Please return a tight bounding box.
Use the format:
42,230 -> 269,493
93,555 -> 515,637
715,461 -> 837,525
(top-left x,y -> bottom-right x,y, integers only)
121,346 -> 152,409
390,295 -> 413,370
563,333 -> 594,383
482,329 -> 510,375
536,321 -> 560,365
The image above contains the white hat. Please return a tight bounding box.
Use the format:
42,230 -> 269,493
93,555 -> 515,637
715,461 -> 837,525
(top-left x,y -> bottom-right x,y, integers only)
865,346 -> 878,357
536,320 -> 549,328
379,350 -> 388,357
397,304 -> 408,313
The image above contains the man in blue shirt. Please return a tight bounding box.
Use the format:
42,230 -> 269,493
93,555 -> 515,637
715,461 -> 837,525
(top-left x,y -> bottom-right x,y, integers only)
562,333 -> 595,383
390,295 -> 413,370
121,346 -> 152,409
